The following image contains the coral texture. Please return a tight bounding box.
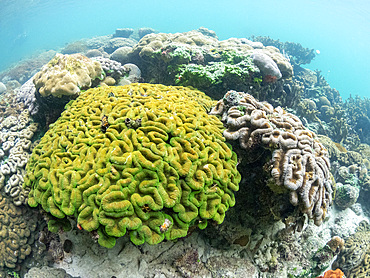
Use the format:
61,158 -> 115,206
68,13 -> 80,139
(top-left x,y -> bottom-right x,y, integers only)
33,53 -> 104,98
24,83 -> 240,248
0,110 -> 38,206
0,194 -> 37,268
128,29 -> 292,100
15,76 -> 39,115
333,220 -> 370,278
210,90 -> 333,225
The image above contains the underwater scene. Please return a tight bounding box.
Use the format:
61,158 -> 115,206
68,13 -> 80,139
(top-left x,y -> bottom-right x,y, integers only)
0,0 -> 370,277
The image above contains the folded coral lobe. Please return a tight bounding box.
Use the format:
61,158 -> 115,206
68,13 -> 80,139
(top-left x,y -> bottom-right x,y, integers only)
211,90 -> 333,226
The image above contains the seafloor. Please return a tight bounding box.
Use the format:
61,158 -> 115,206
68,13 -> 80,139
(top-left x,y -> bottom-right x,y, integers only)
0,27 -> 369,278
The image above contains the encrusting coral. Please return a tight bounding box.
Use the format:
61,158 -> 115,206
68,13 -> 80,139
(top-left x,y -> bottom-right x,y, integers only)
24,83 -> 241,248
210,90 -> 333,226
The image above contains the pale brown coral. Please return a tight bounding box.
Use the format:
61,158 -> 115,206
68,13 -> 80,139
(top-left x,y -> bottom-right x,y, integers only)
261,46 -> 294,78
132,30 -> 219,59
33,53 -> 103,98
333,221 -> 370,278
326,236 -> 345,253
210,90 -> 333,225
0,194 -> 37,268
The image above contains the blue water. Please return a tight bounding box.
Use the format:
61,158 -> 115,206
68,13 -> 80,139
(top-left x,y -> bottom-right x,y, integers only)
0,0 -> 369,99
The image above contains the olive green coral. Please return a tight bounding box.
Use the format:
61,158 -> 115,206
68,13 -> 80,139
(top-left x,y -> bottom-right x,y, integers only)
333,221 -> 370,278
0,194 -> 37,268
24,83 -> 240,248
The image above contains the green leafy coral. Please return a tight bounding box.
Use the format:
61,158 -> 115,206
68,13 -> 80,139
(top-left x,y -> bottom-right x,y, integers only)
24,83 -> 241,248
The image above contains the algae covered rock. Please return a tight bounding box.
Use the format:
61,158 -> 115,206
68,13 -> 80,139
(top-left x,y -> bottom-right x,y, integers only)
24,83 -> 241,248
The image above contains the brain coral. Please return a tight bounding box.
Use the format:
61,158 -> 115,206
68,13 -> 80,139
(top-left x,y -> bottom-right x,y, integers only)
24,83 -> 240,248
210,90 -> 333,226
333,221 -> 370,278
0,194 -> 37,268
33,53 -> 104,98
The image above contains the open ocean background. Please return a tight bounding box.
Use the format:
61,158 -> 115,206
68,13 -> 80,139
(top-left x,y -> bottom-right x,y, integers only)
0,0 -> 369,100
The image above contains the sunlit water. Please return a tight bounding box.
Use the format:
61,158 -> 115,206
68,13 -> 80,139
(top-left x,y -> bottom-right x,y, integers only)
0,0 -> 369,99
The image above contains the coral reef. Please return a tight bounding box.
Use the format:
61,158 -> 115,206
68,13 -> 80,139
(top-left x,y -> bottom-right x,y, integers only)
344,95 -> 370,145
0,194 -> 37,269
0,82 -> 6,94
334,183 -> 360,210
110,46 -> 133,65
137,27 -> 156,40
0,86 -> 25,119
210,90 -> 333,226
15,77 -> 39,116
313,236 -> 345,272
127,29 -> 292,100
91,57 -> 141,84
103,37 -> 137,54
61,41 -> 88,55
0,109 -> 38,206
113,28 -> 134,38
91,57 -> 128,82
333,220 -> 370,277
250,35 -> 316,66
0,50 -> 57,85
24,83 -> 241,248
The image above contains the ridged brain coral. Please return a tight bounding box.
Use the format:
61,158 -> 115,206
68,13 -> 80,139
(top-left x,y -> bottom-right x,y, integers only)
210,90 -> 333,226
333,221 -> 370,278
24,83 -> 240,248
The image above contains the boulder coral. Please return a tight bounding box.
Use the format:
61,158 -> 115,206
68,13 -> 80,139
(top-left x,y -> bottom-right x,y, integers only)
24,83 -> 241,248
127,29 -> 292,100
33,53 -> 104,98
210,90 -> 333,226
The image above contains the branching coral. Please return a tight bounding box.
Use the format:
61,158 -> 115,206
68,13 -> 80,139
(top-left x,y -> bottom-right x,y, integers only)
250,35 -> 316,66
24,83 -> 241,248
344,95 -> 370,145
210,90 -> 333,225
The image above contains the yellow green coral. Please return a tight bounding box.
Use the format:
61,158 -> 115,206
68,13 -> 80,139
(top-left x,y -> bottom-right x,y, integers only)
24,83 -> 240,248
